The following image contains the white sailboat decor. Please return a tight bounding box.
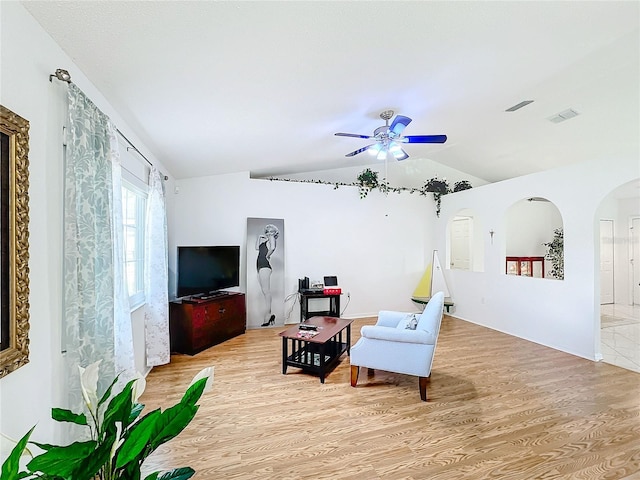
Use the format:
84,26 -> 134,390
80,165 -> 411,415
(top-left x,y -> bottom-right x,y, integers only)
412,250 -> 453,311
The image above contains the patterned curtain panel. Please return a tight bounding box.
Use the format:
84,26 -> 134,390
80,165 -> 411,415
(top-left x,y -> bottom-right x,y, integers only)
64,84 -> 135,414
144,167 -> 169,366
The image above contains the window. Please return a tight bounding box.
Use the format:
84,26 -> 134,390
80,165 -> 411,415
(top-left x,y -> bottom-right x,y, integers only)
122,181 -> 147,308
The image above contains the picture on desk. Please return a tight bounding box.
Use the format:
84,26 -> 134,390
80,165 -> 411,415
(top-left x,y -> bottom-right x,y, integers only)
246,217 -> 285,329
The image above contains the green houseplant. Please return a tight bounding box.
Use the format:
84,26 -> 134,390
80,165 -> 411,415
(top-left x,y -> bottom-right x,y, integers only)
422,177 -> 451,217
452,180 -> 473,192
543,227 -> 564,280
355,168 -> 380,198
1,361 -> 213,480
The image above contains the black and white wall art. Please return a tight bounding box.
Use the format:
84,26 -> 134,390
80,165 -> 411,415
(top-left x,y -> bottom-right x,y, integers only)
246,218 -> 285,328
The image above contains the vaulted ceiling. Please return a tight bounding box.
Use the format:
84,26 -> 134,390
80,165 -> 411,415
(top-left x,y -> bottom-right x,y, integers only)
24,1 -> 639,184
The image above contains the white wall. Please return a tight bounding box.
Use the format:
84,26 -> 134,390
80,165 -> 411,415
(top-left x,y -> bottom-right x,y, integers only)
506,199 -> 563,257
438,156 -> 640,361
0,2 -> 167,445
170,173 -> 436,322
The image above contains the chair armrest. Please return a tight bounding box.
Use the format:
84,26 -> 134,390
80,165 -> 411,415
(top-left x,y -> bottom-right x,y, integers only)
376,310 -> 410,328
361,325 -> 435,344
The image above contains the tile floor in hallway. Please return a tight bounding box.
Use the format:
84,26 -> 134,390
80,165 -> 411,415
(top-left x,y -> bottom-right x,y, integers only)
601,303 -> 640,373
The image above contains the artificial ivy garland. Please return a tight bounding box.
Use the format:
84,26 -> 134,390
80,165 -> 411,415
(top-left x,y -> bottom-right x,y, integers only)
267,171 -> 473,216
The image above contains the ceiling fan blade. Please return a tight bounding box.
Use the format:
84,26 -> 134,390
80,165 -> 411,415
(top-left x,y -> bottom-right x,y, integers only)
345,144 -> 376,157
335,132 -> 373,139
403,135 -> 447,144
393,148 -> 409,161
389,115 -> 412,136
388,142 -> 408,161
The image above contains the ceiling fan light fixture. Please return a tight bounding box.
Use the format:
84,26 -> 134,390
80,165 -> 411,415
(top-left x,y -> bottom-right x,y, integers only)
367,144 -> 381,155
336,111 -> 447,159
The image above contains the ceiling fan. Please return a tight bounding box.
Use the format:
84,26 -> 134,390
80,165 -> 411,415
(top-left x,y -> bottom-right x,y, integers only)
335,110 -> 447,161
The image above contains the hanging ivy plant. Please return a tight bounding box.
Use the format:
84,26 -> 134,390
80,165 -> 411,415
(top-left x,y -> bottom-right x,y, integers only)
543,228 -> 564,280
356,168 -> 379,198
453,180 -> 473,192
422,177 -> 451,217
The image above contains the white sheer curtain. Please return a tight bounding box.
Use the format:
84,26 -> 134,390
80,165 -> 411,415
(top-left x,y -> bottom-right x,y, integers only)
144,167 -> 170,366
63,84 -> 135,413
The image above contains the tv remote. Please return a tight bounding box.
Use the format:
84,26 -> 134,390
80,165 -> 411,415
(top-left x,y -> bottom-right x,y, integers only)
299,324 -> 318,331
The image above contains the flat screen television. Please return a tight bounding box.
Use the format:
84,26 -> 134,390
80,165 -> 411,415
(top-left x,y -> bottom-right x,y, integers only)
177,246 -> 240,298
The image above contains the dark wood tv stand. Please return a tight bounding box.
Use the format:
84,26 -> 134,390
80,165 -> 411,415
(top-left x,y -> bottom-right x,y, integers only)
169,292 -> 246,355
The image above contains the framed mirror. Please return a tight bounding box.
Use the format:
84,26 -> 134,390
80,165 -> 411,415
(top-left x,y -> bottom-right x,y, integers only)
0,105 -> 30,378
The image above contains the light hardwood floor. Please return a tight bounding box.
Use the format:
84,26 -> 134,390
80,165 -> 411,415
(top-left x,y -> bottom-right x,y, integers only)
141,317 -> 640,479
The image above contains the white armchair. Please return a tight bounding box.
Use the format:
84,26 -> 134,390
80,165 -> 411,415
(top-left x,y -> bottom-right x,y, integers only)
350,291 -> 445,401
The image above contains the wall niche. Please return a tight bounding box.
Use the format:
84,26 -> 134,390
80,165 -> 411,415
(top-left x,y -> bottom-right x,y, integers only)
505,197 -> 563,280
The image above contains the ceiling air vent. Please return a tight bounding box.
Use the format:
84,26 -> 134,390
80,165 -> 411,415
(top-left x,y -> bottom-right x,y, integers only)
548,108 -> 580,124
505,100 -> 534,112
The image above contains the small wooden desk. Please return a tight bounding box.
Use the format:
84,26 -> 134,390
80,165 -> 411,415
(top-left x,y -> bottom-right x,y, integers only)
299,291 -> 340,321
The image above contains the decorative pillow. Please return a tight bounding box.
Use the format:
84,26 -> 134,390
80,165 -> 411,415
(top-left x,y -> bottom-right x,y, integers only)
396,313 -> 418,330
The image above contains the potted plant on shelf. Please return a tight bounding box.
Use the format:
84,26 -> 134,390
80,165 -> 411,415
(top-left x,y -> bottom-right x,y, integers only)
1,361 -> 214,480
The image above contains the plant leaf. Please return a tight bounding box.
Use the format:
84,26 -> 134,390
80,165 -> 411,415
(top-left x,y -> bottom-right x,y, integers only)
51,408 -> 88,426
149,403 -> 198,451
102,380 -> 135,435
30,442 -> 56,451
27,440 -> 96,477
157,467 -> 195,480
98,373 -> 121,408
187,367 -> 214,394
70,429 -> 115,480
129,402 -> 145,424
120,461 -> 143,480
114,409 -> 161,469
180,378 -> 207,407
143,473 -> 160,480
1,426 -> 34,480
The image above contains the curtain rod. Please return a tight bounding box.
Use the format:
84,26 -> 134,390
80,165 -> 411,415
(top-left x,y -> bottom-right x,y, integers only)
50,68 -> 168,181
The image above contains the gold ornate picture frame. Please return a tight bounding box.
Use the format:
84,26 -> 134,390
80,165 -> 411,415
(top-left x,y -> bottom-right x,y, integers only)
0,105 -> 30,378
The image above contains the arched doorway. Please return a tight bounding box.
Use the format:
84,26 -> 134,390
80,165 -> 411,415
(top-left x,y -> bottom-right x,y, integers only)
596,178 -> 640,372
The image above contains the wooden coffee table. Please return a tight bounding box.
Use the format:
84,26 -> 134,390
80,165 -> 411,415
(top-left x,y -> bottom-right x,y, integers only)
279,316 -> 354,383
